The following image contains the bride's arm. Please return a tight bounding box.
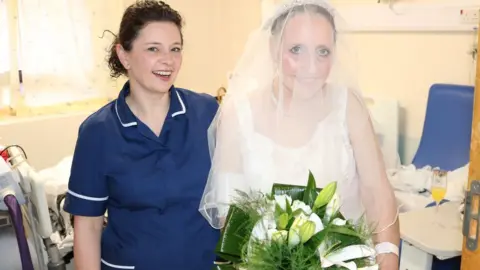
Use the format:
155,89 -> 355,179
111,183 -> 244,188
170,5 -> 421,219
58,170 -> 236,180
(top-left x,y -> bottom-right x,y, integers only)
346,89 -> 400,268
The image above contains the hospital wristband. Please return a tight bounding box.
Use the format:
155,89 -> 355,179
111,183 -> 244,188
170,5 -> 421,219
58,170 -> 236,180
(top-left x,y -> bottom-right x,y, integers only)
375,242 -> 399,257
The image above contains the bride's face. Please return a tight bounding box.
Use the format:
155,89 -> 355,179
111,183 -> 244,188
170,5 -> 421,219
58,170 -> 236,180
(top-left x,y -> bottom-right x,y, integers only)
275,12 -> 335,99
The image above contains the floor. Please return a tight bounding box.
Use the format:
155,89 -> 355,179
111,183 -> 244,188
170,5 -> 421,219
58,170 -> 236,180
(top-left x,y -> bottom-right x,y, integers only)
0,225 -> 74,270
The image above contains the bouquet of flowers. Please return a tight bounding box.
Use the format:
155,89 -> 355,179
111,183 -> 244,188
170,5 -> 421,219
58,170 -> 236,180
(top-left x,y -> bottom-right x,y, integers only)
213,172 -> 378,270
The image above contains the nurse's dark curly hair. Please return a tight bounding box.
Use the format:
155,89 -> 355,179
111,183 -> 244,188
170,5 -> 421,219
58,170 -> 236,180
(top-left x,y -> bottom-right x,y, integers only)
106,0 -> 184,78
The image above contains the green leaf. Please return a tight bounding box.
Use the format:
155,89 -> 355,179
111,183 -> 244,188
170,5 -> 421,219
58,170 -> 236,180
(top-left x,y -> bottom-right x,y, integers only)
313,181 -> 337,210
314,205 -> 327,218
303,171 -> 318,208
328,225 -> 365,239
292,209 -> 304,217
286,216 -> 296,229
271,184 -> 306,201
286,198 -> 293,216
215,206 -> 252,263
327,232 -> 365,253
275,203 -> 284,216
305,228 -> 328,249
323,241 -> 342,256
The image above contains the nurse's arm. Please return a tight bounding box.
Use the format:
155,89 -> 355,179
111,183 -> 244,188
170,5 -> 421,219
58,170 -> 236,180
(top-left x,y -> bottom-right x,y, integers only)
63,120 -> 109,270
73,216 -> 104,270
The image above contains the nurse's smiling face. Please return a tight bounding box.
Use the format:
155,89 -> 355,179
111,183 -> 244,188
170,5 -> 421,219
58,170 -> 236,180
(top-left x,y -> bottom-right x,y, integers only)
117,22 -> 183,94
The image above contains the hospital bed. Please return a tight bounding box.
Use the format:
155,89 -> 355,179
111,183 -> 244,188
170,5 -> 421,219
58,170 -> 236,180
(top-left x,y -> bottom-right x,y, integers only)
1,144 -> 109,270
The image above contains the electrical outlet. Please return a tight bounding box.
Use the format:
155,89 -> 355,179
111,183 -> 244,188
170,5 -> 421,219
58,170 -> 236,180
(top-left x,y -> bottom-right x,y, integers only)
460,8 -> 480,24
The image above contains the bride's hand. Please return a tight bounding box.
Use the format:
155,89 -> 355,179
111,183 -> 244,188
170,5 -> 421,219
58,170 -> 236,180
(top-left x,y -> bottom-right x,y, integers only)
377,253 -> 399,270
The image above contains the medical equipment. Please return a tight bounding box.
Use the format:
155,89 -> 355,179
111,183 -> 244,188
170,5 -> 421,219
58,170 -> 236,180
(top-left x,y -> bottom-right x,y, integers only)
1,145 -> 68,270
0,212 -> 12,228
0,164 -> 34,270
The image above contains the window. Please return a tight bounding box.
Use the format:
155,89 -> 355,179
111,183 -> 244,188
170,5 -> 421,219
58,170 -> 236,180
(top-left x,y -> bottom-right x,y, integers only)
0,1 -> 8,74
0,0 -> 11,108
18,0 -> 99,107
2,0 -> 125,114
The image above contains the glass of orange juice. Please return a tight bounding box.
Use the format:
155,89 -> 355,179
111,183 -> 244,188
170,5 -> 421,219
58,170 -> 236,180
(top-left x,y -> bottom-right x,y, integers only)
431,168 -> 447,223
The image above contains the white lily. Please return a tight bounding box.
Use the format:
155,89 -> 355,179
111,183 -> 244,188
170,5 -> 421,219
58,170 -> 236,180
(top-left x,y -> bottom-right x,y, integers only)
294,212 -> 324,233
320,245 -> 377,270
274,194 -> 292,211
306,212 -> 324,234
288,212 -> 324,246
271,230 -> 288,244
331,218 -> 347,226
321,260 -> 358,270
291,200 -> 312,215
247,216 -> 278,261
256,198 -> 276,216
325,193 -> 341,222
320,259 -> 378,270
288,217 -> 314,246
251,216 -> 277,241
317,242 -> 328,258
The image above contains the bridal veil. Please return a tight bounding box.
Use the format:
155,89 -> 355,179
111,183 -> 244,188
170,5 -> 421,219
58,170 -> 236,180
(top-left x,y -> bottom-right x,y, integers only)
199,0 -> 399,244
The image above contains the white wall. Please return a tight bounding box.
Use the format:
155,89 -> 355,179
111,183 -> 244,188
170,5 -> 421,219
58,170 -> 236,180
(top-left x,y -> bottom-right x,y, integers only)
0,113 -> 89,169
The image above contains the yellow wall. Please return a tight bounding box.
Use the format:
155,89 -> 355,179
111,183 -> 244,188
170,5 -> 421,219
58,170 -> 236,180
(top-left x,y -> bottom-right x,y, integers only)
351,31 -> 476,163
167,0 -> 261,95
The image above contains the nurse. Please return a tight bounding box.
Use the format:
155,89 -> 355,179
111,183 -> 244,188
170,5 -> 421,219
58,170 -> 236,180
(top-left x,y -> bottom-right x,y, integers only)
63,1 -> 219,269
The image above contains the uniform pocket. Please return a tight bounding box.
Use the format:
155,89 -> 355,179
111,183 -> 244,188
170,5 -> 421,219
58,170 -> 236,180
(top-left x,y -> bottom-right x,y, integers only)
101,239 -> 137,269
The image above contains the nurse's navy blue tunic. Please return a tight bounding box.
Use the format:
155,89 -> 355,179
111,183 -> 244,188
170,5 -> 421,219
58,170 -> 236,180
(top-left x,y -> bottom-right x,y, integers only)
64,81 -> 220,270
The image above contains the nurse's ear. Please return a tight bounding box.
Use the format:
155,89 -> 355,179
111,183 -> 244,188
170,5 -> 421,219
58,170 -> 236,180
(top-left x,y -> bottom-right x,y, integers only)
116,43 -> 131,70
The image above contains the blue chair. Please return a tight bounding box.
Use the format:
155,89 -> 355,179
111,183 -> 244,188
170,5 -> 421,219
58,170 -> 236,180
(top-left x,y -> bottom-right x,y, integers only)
412,84 -> 474,171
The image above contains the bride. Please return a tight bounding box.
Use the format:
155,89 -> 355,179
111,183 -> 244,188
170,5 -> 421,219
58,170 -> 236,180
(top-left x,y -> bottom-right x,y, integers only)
200,0 -> 400,268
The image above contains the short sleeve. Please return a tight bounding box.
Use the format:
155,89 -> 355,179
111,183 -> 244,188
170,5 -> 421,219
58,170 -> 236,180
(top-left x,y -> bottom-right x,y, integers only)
63,120 -> 108,217
198,92 -> 220,125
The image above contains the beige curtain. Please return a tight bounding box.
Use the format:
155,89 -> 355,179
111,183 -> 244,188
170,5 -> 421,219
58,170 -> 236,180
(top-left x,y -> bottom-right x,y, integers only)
0,0 -> 11,112
0,0 -> 131,115
16,0 -> 126,108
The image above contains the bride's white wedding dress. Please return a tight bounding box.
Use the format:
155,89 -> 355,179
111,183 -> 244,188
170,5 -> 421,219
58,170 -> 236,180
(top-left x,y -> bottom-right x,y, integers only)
230,85 -> 364,221
201,1 -> 400,265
